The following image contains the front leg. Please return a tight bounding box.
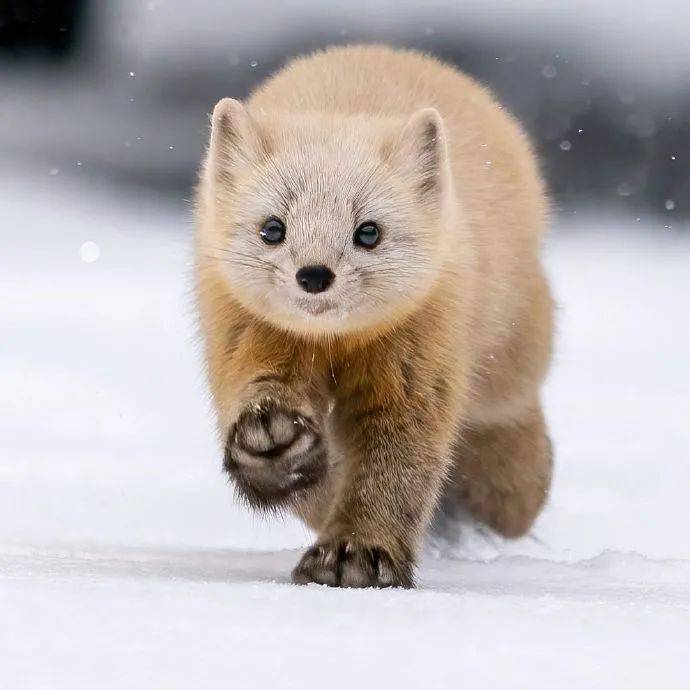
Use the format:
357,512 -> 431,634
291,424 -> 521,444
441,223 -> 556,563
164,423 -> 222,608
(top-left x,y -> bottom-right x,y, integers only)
205,315 -> 329,513
292,359 -> 458,588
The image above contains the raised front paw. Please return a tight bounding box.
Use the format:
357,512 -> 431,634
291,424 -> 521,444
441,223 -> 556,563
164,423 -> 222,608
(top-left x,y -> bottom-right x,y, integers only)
291,539 -> 414,588
224,398 -> 325,509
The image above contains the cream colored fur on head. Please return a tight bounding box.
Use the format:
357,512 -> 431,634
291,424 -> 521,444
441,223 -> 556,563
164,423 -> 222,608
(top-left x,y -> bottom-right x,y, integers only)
203,98 -> 455,336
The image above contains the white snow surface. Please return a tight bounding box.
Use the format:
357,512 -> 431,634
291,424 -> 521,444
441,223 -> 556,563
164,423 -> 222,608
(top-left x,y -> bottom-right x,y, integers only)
1,166 -> 689,689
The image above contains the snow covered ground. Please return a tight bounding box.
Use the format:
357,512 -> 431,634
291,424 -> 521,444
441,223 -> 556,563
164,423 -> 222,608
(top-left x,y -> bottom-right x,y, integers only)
1,165 -> 689,689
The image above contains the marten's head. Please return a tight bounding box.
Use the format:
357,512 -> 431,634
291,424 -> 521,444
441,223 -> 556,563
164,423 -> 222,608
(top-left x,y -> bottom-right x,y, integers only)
202,98 -> 456,337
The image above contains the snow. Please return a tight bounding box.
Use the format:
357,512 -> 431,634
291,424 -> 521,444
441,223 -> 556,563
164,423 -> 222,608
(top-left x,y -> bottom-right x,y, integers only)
1,166 -> 689,688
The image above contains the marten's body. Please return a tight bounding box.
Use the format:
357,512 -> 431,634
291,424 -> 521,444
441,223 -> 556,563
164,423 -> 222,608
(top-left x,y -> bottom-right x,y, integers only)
195,45 -> 554,587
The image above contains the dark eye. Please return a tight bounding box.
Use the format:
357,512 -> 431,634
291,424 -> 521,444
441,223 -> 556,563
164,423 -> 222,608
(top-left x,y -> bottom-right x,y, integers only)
353,222 -> 380,249
260,218 -> 285,245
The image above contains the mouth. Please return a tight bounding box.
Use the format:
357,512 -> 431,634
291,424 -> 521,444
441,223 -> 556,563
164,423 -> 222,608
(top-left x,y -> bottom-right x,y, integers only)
295,297 -> 336,316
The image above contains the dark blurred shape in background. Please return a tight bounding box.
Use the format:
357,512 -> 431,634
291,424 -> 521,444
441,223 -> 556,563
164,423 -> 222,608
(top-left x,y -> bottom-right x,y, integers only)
0,0 -> 86,57
1,0 -> 688,224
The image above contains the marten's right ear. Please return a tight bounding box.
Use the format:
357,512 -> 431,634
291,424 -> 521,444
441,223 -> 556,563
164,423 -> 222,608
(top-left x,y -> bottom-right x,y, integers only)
389,108 -> 451,202
209,98 -> 265,183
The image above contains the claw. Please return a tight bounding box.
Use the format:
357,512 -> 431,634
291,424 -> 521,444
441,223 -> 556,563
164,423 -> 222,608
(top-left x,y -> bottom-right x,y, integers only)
291,539 -> 414,589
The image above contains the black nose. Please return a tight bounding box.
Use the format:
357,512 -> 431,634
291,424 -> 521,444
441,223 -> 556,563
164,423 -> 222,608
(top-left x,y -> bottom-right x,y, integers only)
296,265 -> 335,294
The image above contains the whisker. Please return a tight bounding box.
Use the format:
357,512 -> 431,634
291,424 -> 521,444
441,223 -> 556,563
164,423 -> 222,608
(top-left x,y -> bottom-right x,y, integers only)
327,333 -> 337,386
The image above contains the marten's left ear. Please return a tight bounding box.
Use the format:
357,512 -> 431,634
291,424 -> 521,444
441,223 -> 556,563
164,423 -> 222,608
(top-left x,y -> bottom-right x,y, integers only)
391,108 -> 451,200
209,98 -> 267,185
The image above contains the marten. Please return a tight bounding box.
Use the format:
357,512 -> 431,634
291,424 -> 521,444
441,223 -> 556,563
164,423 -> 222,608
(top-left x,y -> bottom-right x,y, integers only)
195,45 -> 554,588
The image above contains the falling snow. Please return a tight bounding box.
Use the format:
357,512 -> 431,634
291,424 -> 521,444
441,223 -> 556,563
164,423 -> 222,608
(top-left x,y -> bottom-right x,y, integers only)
78,240 -> 101,263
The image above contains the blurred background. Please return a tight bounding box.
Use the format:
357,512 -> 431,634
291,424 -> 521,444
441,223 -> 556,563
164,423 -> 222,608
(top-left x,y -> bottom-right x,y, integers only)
1,0 -> 689,551
1,0 -> 689,556
2,0 -> 689,221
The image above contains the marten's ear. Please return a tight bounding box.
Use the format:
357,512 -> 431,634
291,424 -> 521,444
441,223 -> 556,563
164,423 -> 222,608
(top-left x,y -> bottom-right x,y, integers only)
391,108 -> 451,200
210,98 -> 266,183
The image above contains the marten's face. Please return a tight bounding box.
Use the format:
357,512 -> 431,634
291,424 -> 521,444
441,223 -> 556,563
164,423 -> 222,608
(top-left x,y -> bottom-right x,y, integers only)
206,101 -> 454,336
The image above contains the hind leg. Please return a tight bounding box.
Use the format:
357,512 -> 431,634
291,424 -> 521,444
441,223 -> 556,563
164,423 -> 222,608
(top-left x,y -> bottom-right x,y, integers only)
448,405 -> 552,538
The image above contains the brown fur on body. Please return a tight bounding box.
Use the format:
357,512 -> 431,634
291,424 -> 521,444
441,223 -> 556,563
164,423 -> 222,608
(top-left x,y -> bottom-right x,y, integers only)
195,45 -> 554,588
